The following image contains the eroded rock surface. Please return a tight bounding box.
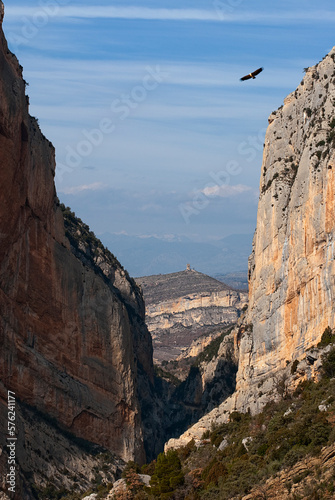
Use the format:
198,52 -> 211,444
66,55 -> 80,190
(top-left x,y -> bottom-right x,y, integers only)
166,46 -> 335,450
0,3 -> 155,494
137,269 -> 247,361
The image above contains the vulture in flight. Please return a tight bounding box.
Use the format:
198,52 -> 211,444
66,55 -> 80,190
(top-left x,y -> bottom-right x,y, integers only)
240,67 -> 264,81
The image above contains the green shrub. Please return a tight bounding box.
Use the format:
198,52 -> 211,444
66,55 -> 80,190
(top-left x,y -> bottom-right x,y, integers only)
150,450 -> 184,497
202,459 -> 227,487
256,442 -> 269,457
178,439 -> 196,461
318,326 -> 334,347
195,328 -> 233,366
321,347 -> 335,378
284,446 -> 309,468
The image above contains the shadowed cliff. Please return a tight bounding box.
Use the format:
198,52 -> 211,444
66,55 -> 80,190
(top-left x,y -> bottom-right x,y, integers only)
0,2 -> 156,495
0,5 -> 239,497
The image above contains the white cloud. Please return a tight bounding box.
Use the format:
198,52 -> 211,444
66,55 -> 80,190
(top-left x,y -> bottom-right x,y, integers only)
60,182 -> 104,195
4,6 -> 226,21
4,6 -> 335,23
202,184 -> 252,198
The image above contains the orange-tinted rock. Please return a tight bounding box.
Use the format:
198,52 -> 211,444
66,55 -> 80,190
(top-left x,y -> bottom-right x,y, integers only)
165,46 -> 335,450
0,3 -> 153,465
239,47 -> 335,410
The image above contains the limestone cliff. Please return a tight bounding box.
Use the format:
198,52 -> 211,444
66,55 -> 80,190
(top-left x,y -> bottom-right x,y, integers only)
136,269 -> 247,362
238,46 -> 335,411
0,2 -> 155,493
166,47 -> 335,449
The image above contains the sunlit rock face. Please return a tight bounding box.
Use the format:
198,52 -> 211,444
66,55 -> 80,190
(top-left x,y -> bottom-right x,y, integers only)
165,47 -> 335,450
0,1 -> 154,469
238,46 -> 335,410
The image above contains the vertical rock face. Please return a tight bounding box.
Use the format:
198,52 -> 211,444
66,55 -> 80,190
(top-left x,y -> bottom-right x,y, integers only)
236,47 -> 335,410
165,47 -> 335,450
0,2 -> 153,469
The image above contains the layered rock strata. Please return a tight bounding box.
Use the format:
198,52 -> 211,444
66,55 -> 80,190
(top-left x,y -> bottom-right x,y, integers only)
137,269 -> 247,361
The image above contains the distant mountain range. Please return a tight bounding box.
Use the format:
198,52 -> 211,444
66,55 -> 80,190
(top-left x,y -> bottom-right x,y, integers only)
99,232 -> 253,279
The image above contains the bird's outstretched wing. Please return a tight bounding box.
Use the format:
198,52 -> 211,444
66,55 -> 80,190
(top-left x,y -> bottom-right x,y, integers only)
240,73 -> 252,81
240,67 -> 264,81
252,67 -> 263,77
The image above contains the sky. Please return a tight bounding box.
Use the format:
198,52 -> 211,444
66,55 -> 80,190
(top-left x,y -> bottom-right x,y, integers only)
3,1 -> 335,252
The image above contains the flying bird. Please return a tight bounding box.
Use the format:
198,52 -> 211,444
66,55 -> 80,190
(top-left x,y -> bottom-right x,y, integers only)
240,67 -> 264,81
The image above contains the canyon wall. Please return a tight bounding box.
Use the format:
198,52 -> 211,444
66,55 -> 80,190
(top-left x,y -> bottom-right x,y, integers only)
147,289 -> 246,331
237,46 -> 335,410
0,3 -> 154,490
166,46 -> 335,450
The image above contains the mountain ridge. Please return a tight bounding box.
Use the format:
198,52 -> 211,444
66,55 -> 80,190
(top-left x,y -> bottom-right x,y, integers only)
136,268 -> 231,304
136,269 -> 247,362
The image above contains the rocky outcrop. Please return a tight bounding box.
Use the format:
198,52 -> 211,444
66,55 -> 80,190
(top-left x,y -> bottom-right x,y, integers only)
137,269 -> 247,361
159,328 -> 238,451
174,329 -> 238,413
176,329 -> 226,360
241,442 -> 335,499
0,3 -> 156,493
166,47 -> 335,449
0,398 -> 124,499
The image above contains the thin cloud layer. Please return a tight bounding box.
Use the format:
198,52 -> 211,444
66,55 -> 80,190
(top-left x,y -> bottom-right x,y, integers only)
3,0 -> 334,253
5,6 -> 335,23
61,182 -> 104,195
202,184 -> 252,198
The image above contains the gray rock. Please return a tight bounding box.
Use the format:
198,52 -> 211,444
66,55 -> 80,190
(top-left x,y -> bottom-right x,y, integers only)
218,438 -> 229,451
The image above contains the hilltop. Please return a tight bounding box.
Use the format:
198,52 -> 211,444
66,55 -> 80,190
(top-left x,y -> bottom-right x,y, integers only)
136,267 -> 247,363
136,267 -> 231,304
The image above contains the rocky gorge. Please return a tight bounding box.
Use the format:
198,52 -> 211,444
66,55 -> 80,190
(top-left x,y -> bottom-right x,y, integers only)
1,0 -> 335,497
0,4 -> 240,496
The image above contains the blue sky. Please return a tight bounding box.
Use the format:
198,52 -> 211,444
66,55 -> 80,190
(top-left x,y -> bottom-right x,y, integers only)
3,1 -> 335,250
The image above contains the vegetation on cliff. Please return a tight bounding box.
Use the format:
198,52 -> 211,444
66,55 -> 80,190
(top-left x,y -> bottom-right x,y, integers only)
38,333 -> 335,499
60,203 -> 138,289
117,346 -> 335,500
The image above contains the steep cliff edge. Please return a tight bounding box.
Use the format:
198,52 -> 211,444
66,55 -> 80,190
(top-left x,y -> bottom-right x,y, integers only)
0,2 -> 154,491
136,269 -> 247,362
166,47 -> 335,449
239,46 -> 335,411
